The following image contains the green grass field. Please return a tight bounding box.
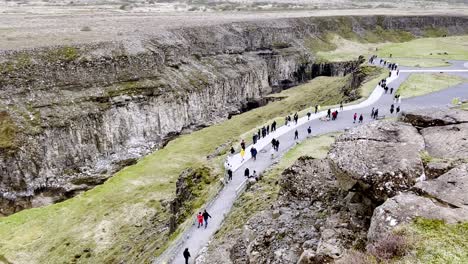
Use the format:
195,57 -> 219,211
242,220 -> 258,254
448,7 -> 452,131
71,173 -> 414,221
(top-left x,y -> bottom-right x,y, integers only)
397,73 -> 467,98
0,67 -> 385,263
315,35 -> 468,67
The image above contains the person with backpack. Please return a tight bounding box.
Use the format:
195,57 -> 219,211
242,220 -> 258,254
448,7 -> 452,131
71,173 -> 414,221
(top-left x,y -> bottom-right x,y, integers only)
307,126 -> 312,136
202,210 -> 211,229
250,147 -> 258,161
197,212 -> 203,228
183,248 -> 191,264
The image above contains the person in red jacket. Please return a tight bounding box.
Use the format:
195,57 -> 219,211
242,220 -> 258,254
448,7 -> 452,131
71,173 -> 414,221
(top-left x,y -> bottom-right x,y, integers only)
197,212 -> 203,228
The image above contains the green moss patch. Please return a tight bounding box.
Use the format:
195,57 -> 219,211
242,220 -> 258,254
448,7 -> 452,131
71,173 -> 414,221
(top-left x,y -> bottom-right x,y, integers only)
0,111 -> 18,149
408,218 -> 468,263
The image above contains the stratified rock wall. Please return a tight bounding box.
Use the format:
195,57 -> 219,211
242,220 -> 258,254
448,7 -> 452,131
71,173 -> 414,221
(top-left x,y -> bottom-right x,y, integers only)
1,15 -> 468,215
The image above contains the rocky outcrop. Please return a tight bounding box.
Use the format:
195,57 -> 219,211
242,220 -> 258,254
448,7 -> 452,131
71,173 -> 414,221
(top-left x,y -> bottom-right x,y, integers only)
169,167 -> 217,233
200,108 -> 468,263
400,108 -> 468,127
1,15 -> 468,215
198,158 -> 373,264
367,109 -> 468,242
328,121 -> 425,202
421,123 -> 468,160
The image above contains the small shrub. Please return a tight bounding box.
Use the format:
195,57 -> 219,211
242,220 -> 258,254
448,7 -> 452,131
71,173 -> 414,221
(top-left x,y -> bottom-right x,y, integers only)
80,26 -> 92,32
367,232 -> 411,260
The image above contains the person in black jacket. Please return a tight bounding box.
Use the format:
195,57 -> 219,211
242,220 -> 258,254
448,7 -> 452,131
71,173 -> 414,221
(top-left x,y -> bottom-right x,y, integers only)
202,210 -> 212,229
183,248 -> 190,264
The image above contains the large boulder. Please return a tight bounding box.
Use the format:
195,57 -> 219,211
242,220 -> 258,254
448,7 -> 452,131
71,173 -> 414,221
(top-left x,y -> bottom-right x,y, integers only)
414,164 -> 468,208
368,164 -> 468,242
421,123 -> 468,160
400,108 -> 468,127
328,121 -> 425,202
367,192 -> 468,242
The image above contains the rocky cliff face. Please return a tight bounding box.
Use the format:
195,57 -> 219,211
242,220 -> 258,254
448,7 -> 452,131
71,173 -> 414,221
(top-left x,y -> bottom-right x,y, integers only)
1,15 -> 468,215
197,108 -> 468,263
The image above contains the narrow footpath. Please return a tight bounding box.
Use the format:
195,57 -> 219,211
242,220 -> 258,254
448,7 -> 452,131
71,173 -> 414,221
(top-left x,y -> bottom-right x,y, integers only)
156,60 -> 468,264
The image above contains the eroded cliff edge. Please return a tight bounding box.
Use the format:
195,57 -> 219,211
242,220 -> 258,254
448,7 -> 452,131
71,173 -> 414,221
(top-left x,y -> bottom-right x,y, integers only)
1,15 -> 468,215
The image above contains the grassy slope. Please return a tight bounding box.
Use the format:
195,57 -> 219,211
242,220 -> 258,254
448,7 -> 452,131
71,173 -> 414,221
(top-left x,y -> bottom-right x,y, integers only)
402,219 -> 468,264
214,132 -> 339,240
0,73 -> 367,263
397,73 -> 467,98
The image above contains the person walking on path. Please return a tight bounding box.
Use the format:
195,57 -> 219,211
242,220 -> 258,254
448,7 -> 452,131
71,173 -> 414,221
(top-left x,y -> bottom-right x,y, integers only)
359,114 -> 364,123
230,147 -> 235,155
244,168 -> 250,178
271,120 -> 277,132
307,111 -> 311,120
327,109 -> 331,118
340,101 -> 343,111
315,104 -> 319,114
374,109 -> 379,119
197,212 -> 203,228
250,147 -> 258,161
396,105 -> 400,114
294,130 -> 299,140
266,125 -> 270,135
240,148 -> 245,162
390,104 -> 395,114
390,87 -> 394,94
307,126 -> 312,136
275,140 -> 280,151
183,248 -> 191,264
240,139 -> 245,150
353,113 -> 357,123
202,210 -> 211,229
252,134 -> 257,145
371,107 -> 375,118
227,166 -> 233,182
294,112 -> 299,125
